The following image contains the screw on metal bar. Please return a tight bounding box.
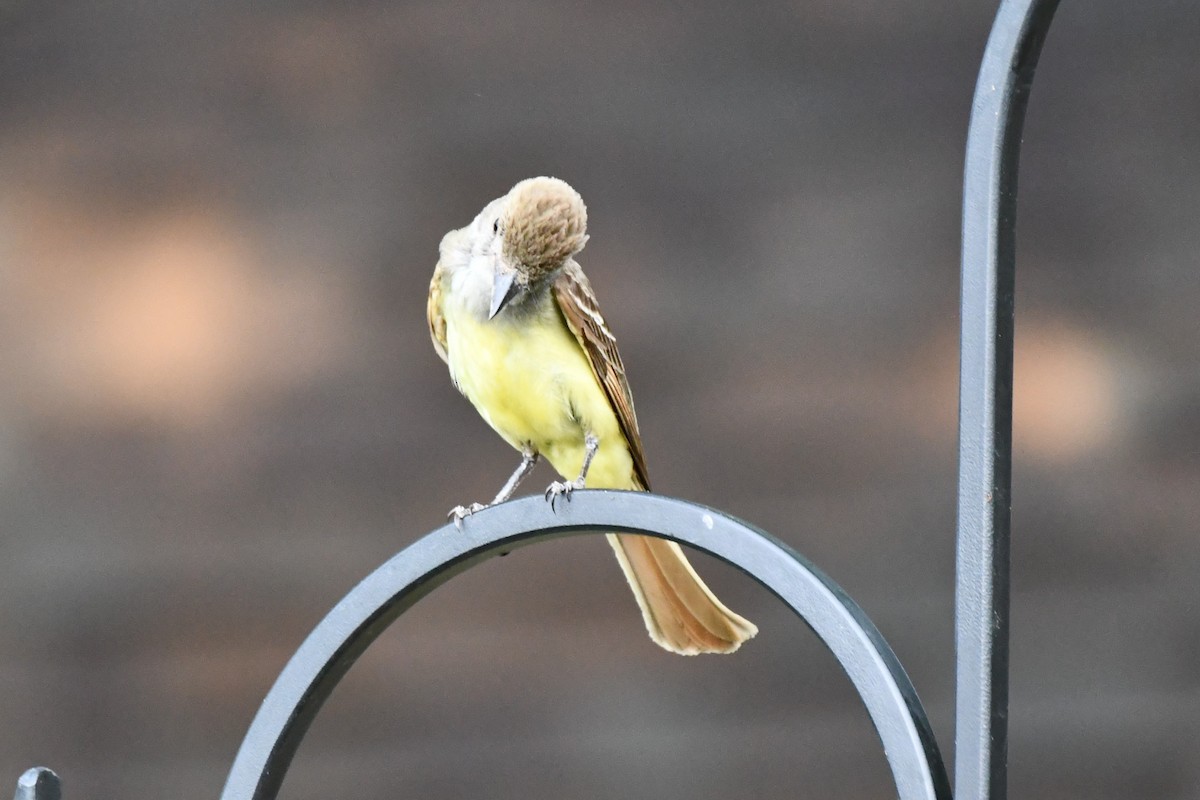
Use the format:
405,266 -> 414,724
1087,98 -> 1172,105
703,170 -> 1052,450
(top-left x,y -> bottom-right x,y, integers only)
13,768 -> 60,800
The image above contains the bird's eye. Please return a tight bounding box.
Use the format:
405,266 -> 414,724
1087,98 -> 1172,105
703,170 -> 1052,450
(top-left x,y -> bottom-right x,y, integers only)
492,219 -> 499,234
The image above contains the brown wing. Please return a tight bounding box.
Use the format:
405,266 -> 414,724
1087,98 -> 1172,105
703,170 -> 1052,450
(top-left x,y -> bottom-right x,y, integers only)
427,260 -> 450,364
552,260 -> 651,491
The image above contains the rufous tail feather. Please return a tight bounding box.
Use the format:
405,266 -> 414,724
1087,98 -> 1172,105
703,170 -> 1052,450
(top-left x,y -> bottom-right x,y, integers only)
606,533 -> 757,655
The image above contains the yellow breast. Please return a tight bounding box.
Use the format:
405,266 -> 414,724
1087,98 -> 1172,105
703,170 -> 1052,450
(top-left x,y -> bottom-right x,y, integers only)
443,297 -> 636,489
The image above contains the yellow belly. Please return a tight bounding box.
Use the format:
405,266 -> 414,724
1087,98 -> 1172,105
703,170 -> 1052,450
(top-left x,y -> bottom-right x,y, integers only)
444,301 -> 637,490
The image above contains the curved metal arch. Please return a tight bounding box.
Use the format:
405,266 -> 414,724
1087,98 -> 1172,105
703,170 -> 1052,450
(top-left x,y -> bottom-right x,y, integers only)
957,1 -> 1059,799
220,491 -> 950,800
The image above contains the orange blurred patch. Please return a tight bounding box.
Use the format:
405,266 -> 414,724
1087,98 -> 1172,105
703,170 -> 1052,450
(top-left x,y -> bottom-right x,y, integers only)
908,318 -> 1122,464
0,193 -> 347,428
1012,319 -> 1121,464
81,215 -> 252,423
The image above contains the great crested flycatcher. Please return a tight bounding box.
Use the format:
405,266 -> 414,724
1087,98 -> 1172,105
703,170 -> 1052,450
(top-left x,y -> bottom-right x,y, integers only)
427,176 -> 756,655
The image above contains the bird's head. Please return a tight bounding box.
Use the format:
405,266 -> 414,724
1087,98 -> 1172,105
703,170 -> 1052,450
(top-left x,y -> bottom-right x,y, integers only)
485,177 -> 588,319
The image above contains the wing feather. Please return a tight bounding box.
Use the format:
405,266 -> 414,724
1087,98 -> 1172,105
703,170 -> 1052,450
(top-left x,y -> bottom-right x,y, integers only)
427,260 -> 450,364
552,261 -> 651,490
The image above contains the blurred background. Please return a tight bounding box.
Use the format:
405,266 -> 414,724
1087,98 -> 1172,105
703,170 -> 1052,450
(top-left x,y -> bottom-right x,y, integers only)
1,1 -> 1198,798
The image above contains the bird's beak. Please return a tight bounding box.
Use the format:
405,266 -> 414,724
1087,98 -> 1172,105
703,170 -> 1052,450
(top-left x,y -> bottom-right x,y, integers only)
489,268 -> 520,319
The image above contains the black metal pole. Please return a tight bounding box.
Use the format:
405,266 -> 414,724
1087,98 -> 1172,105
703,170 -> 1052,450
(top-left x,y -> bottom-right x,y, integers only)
956,1 -> 1058,799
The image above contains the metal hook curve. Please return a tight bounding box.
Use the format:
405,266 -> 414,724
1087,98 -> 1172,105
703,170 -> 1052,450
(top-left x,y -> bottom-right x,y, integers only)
220,491 -> 950,800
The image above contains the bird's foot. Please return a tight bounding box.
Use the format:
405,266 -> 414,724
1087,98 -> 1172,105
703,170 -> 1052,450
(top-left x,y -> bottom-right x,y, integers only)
448,502 -> 488,530
544,478 -> 585,512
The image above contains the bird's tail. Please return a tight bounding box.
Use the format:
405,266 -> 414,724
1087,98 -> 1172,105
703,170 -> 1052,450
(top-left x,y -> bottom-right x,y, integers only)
606,533 -> 757,655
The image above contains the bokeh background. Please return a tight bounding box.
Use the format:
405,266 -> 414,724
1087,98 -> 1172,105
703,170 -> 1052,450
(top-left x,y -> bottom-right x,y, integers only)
2,1 -> 1198,798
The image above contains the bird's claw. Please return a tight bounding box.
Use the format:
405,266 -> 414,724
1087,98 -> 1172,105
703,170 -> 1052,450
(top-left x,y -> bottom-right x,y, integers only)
544,479 -> 585,512
448,502 -> 488,530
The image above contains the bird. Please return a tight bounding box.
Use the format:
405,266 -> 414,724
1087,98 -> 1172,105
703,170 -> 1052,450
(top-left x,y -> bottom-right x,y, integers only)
426,176 -> 757,655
